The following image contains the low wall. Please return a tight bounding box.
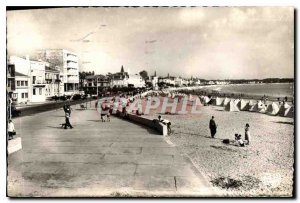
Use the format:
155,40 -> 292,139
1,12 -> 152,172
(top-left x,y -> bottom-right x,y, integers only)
119,113 -> 168,136
16,99 -> 96,117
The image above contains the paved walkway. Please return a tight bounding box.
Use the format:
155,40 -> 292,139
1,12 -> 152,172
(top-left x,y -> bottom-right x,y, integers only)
8,101 -> 216,197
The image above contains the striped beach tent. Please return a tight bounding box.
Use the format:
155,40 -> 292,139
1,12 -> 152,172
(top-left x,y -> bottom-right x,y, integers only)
266,102 -> 280,116
203,96 -> 210,104
238,99 -> 250,111
208,97 -> 217,105
216,97 -> 224,106
249,100 -> 264,112
284,106 -> 294,118
225,101 -> 240,112
258,104 -> 268,114
233,99 -> 240,105
278,103 -> 291,117
223,97 -> 231,106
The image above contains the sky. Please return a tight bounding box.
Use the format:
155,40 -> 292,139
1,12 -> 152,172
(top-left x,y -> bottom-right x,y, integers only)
7,7 -> 294,79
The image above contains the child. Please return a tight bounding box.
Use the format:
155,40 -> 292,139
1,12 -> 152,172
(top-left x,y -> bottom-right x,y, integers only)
8,120 -> 15,140
234,134 -> 245,147
245,123 -> 251,145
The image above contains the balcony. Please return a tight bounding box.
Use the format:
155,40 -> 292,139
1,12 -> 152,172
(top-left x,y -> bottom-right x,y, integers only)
32,80 -> 47,86
66,55 -> 78,63
67,62 -> 78,69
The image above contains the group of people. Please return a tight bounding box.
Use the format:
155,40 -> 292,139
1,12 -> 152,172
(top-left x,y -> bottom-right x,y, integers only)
209,116 -> 251,147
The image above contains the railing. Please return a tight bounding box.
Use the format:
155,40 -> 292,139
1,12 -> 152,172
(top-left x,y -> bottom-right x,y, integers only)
32,80 -> 46,85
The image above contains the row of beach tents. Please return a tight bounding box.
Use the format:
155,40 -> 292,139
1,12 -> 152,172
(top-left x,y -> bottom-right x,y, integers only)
199,96 -> 294,118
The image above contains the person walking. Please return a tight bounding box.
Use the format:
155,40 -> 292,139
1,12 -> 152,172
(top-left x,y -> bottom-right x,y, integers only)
209,116 -> 217,138
8,119 -> 16,140
64,112 -> 73,129
245,123 -> 251,145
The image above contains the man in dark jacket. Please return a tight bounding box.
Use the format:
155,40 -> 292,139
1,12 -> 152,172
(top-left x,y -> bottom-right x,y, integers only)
209,116 -> 217,138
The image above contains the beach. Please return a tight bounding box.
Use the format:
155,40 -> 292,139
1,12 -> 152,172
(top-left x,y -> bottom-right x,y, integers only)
142,102 -> 294,197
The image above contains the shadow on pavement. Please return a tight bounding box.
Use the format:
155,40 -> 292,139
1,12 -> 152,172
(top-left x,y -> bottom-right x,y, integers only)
272,121 -> 294,125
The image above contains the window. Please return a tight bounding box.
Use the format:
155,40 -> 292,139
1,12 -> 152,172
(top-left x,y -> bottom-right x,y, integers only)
17,81 -> 20,86
39,88 -> 42,95
21,81 -> 24,86
8,81 -> 10,87
33,88 -> 36,95
13,93 -> 18,98
21,93 -> 25,98
25,81 -> 28,86
25,93 -> 28,98
33,76 -> 36,84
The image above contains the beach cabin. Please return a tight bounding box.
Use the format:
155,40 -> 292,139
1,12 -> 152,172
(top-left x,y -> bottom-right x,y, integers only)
278,103 -> 291,117
223,97 -> 231,106
284,106 -> 294,118
215,97 -> 224,106
266,102 -> 280,116
225,101 -> 240,112
249,101 -> 264,112
238,99 -> 250,111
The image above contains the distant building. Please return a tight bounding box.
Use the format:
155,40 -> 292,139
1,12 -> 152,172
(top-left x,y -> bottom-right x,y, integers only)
110,66 -> 129,87
36,49 -> 79,95
83,74 -> 110,94
127,74 -> 145,88
45,65 -> 61,98
30,60 -> 47,102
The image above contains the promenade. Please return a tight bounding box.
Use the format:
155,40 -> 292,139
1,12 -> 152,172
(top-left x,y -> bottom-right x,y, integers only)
7,101 -> 216,197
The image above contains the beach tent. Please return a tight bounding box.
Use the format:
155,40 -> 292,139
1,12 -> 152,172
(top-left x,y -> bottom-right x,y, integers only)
278,103 -> 291,117
225,101 -> 240,112
223,97 -> 231,106
284,106 -> 294,118
249,101 -> 264,112
238,99 -> 250,111
216,97 -> 224,106
233,99 -> 240,105
203,96 -> 211,104
266,102 -> 280,116
258,104 -> 268,114
208,98 -> 217,105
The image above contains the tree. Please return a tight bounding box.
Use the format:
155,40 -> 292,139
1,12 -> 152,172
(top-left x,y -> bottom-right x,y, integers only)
139,70 -> 148,80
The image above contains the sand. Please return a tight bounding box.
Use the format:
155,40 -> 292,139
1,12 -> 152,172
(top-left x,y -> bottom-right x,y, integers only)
142,102 -> 294,197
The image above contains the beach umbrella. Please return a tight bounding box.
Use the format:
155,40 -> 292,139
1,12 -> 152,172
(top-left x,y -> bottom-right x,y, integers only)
216,97 -> 224,106
284,106 -> 294,118
225,101 -> 240,112
238,99 -> 250,111
223,97 -> 231,106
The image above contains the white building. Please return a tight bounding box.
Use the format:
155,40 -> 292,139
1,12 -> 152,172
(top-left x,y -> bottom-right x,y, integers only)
30,60 -> 47,102
14,72 -> 30,104
127,74 -> 145,88
36,49 -> 79,95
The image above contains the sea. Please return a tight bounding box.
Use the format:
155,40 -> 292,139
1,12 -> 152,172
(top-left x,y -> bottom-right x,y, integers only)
200,83 -> 294,98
